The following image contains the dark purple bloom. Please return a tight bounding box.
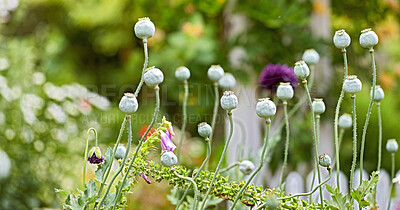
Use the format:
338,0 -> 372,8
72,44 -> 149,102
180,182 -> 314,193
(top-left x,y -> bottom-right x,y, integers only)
259,64 -> 298,91
87,152 -> 104,164
141,174 -> 152,184
160,130 -> 176,152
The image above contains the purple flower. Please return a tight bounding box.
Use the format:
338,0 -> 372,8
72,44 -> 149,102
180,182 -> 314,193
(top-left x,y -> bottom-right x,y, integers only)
259,64 -> 298,91
141,174 -> 152,184
87,152 -> 104,164
160,130 -> 176,152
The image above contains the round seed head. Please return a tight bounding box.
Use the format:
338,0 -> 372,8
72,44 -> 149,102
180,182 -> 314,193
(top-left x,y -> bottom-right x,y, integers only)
161,151 -> 178,167
293,60 -> 310,81
302,49 -> 320,65
359,28 -> 378,49
134,17 -> 155,40
144,66 -> 164,87
119,92 -> 139,114
312,98 -> 326,115
115,144 -> 126,159
343,75 -> 362,94
386,139 -> 398,153
333,29 -> 351,49
207,65 -> 224,82
370,85 -> 384,102
256,98 -> 276,120
175,66 -> 191,81
318,153 -> 331,168
338,114 -> 352,129
239,160 -> 255,175
218,73 -> 236,90
276,82 -> 294,101
220,91 -> 238,112
197,122 -> 212,139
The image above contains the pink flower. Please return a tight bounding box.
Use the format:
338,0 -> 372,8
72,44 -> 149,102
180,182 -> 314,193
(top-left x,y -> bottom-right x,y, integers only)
141,174 -> 151,184
160,130 -> 176,152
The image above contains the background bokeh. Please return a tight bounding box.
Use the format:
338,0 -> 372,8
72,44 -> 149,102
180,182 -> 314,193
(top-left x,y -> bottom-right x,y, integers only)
1,0 -> 400,209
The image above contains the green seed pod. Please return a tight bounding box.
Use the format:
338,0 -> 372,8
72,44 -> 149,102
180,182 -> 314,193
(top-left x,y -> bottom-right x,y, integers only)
333,29 -> 351,50
276,82 -> 294,101
293,60 -> 310,81
220,91 -> 238,112
312,98 -> 325,115
175,66 -> 191,81
386,139 -> 398,153
338,114 -> 352,129
134,17 -> 155,40
218,73 -> 236,90
370,85 -> 384,102
207,65 -> 224,82
318,153 -> 331,168
197,122 -> 212,139
161,151 -> 178,167
115,144 -> 126,160
343,75 -> 362,94
119,92 -> 139,114
256,98 -> 276,120
359,28 -> 378,49
144,66 -> 164,87
302,49 -> 320,65
239,160 -> 255,175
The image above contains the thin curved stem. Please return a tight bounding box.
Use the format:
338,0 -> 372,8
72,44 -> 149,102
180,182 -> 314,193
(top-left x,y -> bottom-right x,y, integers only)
177,80 -> 189,161
112,87 -> 160,209
219,162 -> 240,173
173,169 -> 199,210
205,82 -> 219,169
134,40 -> 149,97
331,129 -> 345,171
96,118 -> 127,200
377,103 -> 382,171
201,113 -> 234,210
279,101 -> 290,195
349,95 -> 358,205
83,128 -> 98,187
230,122 -> 271,210
387,153 -> 395,210
175,140 -> 211,210
360,49 -> 377,184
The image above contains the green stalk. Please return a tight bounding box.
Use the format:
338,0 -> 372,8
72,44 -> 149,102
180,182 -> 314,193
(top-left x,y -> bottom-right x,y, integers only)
134,40 -> 149,97
177,80 -> 189,161
112,87 -> 160,209
172,169 -> 199,210
200,113 -> 234,210
349,94 -> 358,204
279,101 -> 290,195
359,49 -> 377,184
303,81 -> 323,208
205,82 -> 219,169
387,153 -> 395,210
333,49 -> 349,188
219,162 -> 240,173
83,128 -> 98,188
98,116 -> 133,209
377,102 -> 382,171
230,121 -> 271,210
331,129 -> 345,171
175,140 -> 211,210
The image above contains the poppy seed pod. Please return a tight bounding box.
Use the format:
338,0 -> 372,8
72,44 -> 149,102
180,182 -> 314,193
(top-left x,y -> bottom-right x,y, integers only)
333,29 -> 351,50
359,28 -> 378,49
115,144 -> 126,160
343,75 -> 362,94
218,73 -> 236,90
302,49 -> 320,65
119,93 -> 139,114
220,91 -> 238,112
370,85 -> 384,102
207,65 -> 224,82
318,153 -> 331,168
294,60 -> 310,81
338,114 -> 352,129
256,98 -> 276,120
175,66 -> 191,81
144,66 -> 164,88
134,17 -> 155,40
312,98 -> 326,115
265,195 -> 280,210
276,82 -> 294,101
161,151 -> 178,167
239,160 -> 255,175
198,122 -> 212,139
386,139 -> 398,153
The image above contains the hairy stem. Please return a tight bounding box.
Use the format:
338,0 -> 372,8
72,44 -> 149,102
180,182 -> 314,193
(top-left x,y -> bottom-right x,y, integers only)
219,162 -> 240,173
173,169 -> 199,210
205,82 -> 219,169
349,95 -> 357,205
377,102 -> 382,171
279,101 -> 290,195
230,121 -> 271,210
201,113 -> 234,209
134,40 -> 149,97
83,128 -> 98,188
177,80 -> 189,161
360,49 -> 377,184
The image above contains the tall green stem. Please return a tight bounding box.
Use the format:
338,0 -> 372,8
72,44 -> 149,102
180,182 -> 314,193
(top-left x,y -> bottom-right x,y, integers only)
175,141 -> 211,210
360,49 -> 377,184
377,103 -> 382,171
201,113 -> 234,209
172,169 -> 199,210
387,153 -> 395,210
134,40 -> 148,97
230,122 -> 271,210
303,81 -> 323,207
333,49 -> 349,188
83,128 -> 98,187
279,101 -> 290,195
205,82 -> 219,169
219,162 -> 240,173
112,87 -> 160,209
177,80 -> 189,161
349,94 -> 358,204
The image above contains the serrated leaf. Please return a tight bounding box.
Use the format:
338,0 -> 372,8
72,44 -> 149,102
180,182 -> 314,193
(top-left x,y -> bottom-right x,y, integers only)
55,188 -> 69,197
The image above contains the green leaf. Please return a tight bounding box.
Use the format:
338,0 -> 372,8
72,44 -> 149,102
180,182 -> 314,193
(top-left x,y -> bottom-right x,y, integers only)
83,179 -> 98,205
55,188 -> 69,197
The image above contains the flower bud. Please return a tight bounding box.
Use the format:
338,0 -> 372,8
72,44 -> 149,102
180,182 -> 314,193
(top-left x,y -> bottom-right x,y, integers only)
276,82 -> 294,101
161,151 -> 178,167
312,98 -> 325,115
264,195 -> 280,210
175,66 -> 191,81
338,114 -> 352,129
333,29 -> 351,50
220,91 -> 238,112
119,93 -> 138,114
318,153 -> 331,168
370,85 -> 384,102
294,60 -> 310,81
207,65 -> 224,82
239,160 -> 255,175
144,66 -> 164,88
88,147 -> 104,164
302,49 -> 320,65
386,139 -> 398,153
256,98 -> 276,120
218,73 -> 236,90
343,75 -> 362,94
198,122 -> 212,139
115,144 -> 126,160
134,17 -> 155,40
359,28 -> 378,49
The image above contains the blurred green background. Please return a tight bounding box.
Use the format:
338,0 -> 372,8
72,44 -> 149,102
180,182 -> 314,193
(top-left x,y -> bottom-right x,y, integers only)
1,0 -> 400,209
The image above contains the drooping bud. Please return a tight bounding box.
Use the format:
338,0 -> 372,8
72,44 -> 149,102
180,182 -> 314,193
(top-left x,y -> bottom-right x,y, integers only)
144,66 -> 164,88
302,49 -> 320,65
220,91 -> 238,112
218,73 -> 236,90
198,122 -> 212,139
87,147 -> 104,164
343,75 -> 362,94
312,98 -> 326,115
115,144 -> 126,160
119,93 -> 139,114
256,98 -> 276,120
276,82 -> 294,101
293,60 -> 310,81
386,139 -> 398,153
239,160 -> 255,175
370,85 -> 384,102
333,29 -> 351,50
207,65 -> 224,82
134,17 -> 155,40
161,151 -> 178,167
318,153 -> 331,168
338,114 -> 352,129
359,28 -> 378,49
175,66 -> 191,81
